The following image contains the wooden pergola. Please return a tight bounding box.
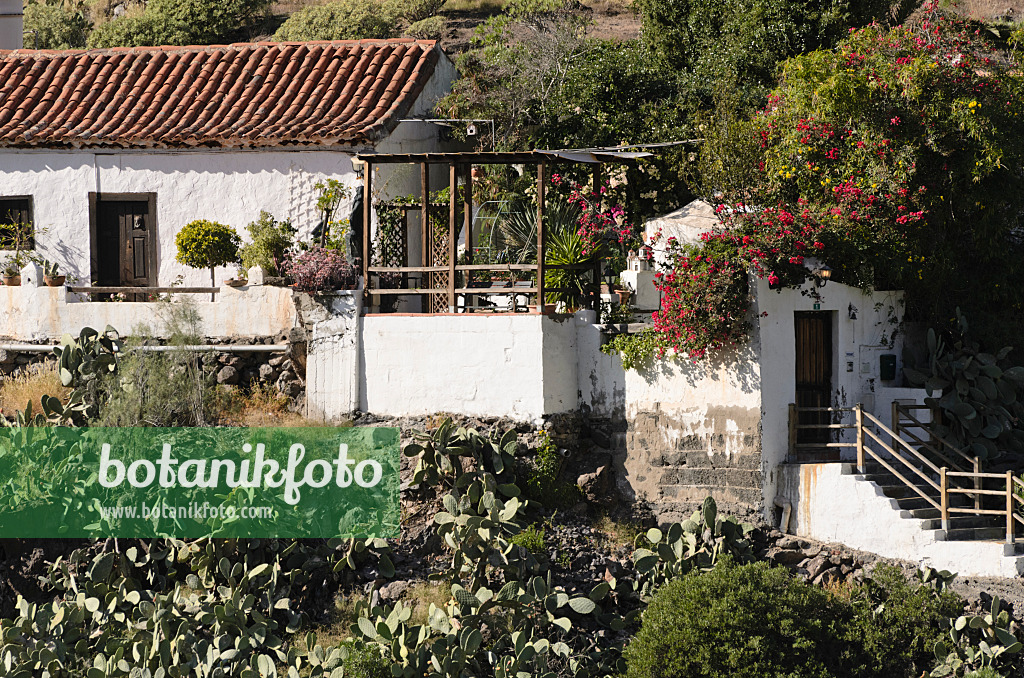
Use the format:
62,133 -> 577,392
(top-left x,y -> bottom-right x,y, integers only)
355,149 -> 650,314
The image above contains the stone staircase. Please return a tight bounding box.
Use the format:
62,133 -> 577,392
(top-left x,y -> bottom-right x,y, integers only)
856,459 -> 1024,557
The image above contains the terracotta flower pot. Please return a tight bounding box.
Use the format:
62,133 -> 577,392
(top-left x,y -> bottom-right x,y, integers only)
44,275 -> 66,287
224,278 -> 248,288
3,275 -> 21,286
616,288 -> 631,306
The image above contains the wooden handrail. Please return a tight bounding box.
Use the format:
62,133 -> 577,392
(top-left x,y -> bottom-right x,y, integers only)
792,401 -> 1022,543
862,410 -> 943,478
894,404 -> 973,470
858,438 -> 941,510
861,425 -> 941,491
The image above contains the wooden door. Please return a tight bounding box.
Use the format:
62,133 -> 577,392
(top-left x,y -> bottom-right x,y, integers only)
94,198 -> 155,300
795,312 -> 833,445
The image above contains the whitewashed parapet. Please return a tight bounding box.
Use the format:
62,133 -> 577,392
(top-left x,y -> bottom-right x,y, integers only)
303,289 -> 363,423
0,283 -> 297,340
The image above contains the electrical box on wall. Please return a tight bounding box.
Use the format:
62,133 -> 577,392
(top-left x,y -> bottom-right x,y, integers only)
879,354 -> 897,381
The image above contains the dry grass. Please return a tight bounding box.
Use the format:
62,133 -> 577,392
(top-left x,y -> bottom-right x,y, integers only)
0,362 -> 70,419
298,593 -> 364,649
403,581 -> 452,626
820,576 -> 856,601
217,382 -> 335,428
593,513 -> 643,549
271,0 -> 325,16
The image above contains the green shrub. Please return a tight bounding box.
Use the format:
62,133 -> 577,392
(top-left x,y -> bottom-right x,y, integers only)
238,211 -> 295,276
273,0 -> 397,41
509,523 -> 545,553
625,560 -> 855,678
521,433 -> 581,508
97,302 -> 222,427
384,0 -> 445,23
87,12 -> 174,48
23,1 -> 90,50
175,219 -> 241,285
87,0 -> 270,47
342,640 -> 391,678
146,0 -> 271,44
404,15 -> 445,40
847,564 -> 964,678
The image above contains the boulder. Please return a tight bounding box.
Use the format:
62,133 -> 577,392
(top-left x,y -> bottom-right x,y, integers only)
216,365 -> 240,385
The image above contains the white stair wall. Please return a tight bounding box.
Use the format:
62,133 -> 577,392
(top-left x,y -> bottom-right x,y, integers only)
776,462 -> 1022,578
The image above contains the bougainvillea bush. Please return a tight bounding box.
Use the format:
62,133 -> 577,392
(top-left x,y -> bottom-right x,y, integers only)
283,246 -> 357,292
625,5 -> 1024,366
652,231 -> 751,360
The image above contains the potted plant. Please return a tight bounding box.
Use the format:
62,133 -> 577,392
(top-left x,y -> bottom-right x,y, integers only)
43,260 -> 66,286
175,219 -> 241,300
2,259 -> 20,286
0,220 -> 42,287
282,246 -> 357,293
224,264 -> 248,287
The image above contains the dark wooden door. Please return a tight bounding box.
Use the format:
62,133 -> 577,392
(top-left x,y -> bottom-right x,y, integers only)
795,312 -> 833,445
95,200 -> 153,298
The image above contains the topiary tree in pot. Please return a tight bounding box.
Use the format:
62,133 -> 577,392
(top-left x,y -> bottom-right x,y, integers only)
175,219 -> 241,299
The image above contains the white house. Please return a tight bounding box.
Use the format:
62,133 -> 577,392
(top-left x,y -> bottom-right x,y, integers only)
0,39 -> 458,288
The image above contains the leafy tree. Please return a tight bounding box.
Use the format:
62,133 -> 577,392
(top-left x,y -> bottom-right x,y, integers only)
633,0 -> 900,112
746,7 -> 1024,346
272,0 -> 397,41
23,1 -> 90,50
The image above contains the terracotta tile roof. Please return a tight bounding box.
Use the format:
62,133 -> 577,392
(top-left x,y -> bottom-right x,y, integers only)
0,39 -> 442,149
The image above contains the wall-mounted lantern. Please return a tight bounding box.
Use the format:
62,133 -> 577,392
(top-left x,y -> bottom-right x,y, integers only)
813,264 -> 832,288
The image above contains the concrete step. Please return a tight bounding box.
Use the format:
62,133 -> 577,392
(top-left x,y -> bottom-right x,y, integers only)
919,515 -> 998,531
892,496 -> 944,511
941,526 -> 1008,542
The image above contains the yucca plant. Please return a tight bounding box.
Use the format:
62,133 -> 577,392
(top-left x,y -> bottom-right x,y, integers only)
496,199 -> 583,264
545,226 -> 597,310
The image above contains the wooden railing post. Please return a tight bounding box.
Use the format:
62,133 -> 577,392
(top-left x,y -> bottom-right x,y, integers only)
974,458 -> 983,511
447,163 -> 457,312
891,401 -> 900,452
1008,471 -> 1015,545
940,467 -> 949,533
855,403 -> 865,473
788,403 -> 797,461
362,160 -> 372,307
536,162 -> 546,311
420,162 -> 430,312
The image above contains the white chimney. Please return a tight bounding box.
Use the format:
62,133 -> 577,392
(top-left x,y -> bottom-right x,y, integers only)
0,0 -> 23,51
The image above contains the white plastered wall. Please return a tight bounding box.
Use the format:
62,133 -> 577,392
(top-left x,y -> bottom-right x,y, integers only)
778,463 -> 1022,578
0,283 -> 296,340
358,314 -> 578,422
